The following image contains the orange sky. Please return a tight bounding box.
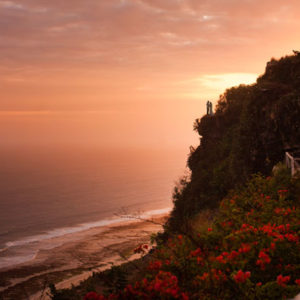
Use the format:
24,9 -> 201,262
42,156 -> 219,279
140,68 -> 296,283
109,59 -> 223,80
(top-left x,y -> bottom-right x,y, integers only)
1,0 -> 300,148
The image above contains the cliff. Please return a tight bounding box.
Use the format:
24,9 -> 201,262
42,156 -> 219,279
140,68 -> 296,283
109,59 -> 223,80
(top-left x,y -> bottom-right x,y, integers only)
167,53 -> 300,231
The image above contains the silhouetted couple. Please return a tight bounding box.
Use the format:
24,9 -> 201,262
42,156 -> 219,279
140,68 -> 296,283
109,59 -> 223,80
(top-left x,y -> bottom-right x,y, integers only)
206,101 -> 213,115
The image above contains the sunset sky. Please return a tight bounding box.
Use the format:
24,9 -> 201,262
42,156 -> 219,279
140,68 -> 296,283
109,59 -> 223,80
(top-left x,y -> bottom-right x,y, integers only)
1,0 -> 300,148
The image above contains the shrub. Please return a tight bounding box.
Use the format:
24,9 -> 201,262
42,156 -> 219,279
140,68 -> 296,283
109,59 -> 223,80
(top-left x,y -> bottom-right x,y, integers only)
84,173 -> 300,299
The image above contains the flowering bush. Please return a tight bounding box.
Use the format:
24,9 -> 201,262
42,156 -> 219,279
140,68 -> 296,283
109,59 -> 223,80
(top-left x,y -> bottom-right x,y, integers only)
84,173 -> 300,299
133,244 -> 149,255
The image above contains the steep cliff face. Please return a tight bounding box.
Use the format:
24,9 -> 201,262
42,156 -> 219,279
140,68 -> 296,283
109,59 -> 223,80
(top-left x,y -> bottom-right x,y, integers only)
167,53 -> 300,231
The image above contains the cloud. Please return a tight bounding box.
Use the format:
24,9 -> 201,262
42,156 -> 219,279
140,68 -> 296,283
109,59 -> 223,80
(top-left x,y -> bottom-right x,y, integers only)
0,0 -> 299,72
197,73 -> 258,91
0,1 -> 23,10
0,0 -> 300,112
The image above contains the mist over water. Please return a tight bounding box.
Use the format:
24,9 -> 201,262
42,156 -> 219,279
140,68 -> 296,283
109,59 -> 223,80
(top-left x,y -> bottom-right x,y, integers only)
0,146 -> 187,267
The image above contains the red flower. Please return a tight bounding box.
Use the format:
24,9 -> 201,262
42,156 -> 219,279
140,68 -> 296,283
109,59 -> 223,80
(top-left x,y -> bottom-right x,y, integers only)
227,250 -> 239,261
211,269 -> 227,282
190,248 -> 202,257
274,207 -> 282,214
197,256 -> 203,264
148,260 -> 162,270
199,272 -> 209,281
215,255 -> 225,264
241,223 -> 248,229
277,189 -> 288,194
181,292 -> 189,300
259,250 -> 270,261
233,270 -> 251,283
134,244 -> 148,254
285,264 -> 295,271
270,242 -> 276,251
84,292 -> 102,300
239,243 -> 251,254
207,227 -> 213,232
285,233 -> 299,242
277,274 -> 290,287
277,224 -> 286,233
154,281 -> 162,291
295,279 -> 300,286
256,282 -> 262,286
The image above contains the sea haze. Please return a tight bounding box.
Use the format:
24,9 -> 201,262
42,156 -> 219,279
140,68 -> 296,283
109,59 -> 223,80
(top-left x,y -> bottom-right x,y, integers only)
0,146 -> 187,268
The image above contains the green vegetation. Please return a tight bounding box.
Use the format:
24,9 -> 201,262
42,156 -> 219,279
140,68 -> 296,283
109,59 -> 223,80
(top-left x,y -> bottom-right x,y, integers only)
51,53 -> 300,299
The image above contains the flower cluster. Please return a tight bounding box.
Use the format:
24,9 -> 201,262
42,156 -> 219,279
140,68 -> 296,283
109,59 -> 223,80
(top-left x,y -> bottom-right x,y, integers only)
84,174 -> 300,299
277,274 -> 291,287
133,243 -> 148,254
233,270 -> 251,283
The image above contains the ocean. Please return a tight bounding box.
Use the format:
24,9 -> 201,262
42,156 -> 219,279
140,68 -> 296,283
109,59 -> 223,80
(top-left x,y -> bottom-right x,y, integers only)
0,146 -> 187,269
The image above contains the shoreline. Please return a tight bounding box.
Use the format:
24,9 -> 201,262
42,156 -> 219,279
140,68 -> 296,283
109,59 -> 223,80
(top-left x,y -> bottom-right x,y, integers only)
0,214 -> 168,300
0,207 -> 171,269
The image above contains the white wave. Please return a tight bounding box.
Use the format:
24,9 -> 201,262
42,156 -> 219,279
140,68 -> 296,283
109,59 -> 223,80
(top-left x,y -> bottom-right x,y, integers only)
4,207 -> 171,249
0,253 -> 37,269
5,217 -> 126,248
141,207 -> 171,217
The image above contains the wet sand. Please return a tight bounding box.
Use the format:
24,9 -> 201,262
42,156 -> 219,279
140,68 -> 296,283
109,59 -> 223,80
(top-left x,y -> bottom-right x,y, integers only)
0,215 -> 167,300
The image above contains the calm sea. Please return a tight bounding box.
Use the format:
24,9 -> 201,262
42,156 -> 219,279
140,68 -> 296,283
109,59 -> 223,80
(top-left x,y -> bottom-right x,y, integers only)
0,146 -> 187,268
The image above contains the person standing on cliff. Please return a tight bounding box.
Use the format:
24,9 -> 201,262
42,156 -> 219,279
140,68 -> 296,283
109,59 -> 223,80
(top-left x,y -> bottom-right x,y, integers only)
209,101 -> 213,115
206,101 -> 210,114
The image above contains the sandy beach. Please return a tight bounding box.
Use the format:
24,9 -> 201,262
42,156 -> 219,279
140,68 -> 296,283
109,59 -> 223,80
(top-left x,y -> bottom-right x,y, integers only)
0,214 -> 168,300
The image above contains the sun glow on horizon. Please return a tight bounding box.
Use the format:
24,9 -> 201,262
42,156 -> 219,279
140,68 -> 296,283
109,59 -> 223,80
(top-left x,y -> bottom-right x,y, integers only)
198,72 -> 258,91
178,73 -> 258,100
